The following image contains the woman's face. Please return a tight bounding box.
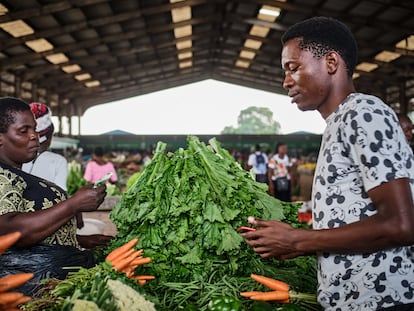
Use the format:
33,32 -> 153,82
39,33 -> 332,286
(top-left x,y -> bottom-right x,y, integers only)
0,110 -> 39,168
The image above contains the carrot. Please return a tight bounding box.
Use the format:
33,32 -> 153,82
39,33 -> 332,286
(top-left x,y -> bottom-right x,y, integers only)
131,275 -> 155,281
240,291 -> 263,298
0,292 -> 23,305
109,248 -> 136,265
249,290 -> 290,301
113,251 -> 148,272
0,232 -> 21,256
105,238 -> 138,262
131,257 -> 151,266
0,273 -> 34,293
250,274 -> 290,291
2,295 -> 31,308
112,256 -> 136,272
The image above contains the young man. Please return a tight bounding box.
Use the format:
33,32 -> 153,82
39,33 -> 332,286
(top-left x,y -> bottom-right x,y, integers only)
243,17 -> 414,310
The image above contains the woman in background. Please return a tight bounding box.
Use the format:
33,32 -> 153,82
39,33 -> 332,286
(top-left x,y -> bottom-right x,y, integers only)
84,146 -> 118,185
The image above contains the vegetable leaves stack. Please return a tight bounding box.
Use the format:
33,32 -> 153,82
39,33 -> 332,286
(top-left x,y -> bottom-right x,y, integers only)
109,136 -> 318,310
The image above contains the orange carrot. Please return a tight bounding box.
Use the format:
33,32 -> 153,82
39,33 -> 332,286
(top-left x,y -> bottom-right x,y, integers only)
0,292 -> 24,305
109,248 -> 136,265
250,290 -> 290,301
240,291 -> 263,298
2,295 -> 31,308
131,257 -> 151,266
0,232 -> 21,256
112,256 -> 137,272
250,274 -> 290,291
131,275 -> 155,281
105,238 -> 138,262
12,294 -> 31,305
0,273 -> 34,293
113,251 -> 147,272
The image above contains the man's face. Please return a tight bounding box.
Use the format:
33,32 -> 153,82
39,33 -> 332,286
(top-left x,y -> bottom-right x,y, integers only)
281,38 -> 332,114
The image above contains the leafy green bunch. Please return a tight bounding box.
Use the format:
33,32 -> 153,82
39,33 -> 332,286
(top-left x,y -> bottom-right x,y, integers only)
108,136 -> 317,310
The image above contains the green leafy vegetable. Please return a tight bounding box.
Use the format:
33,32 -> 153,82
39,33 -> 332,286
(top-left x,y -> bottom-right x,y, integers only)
108,136 -> 318,310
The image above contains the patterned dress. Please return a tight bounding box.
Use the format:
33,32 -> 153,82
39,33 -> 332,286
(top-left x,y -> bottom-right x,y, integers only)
0,162 -> 79,248
313,93 -> 414,310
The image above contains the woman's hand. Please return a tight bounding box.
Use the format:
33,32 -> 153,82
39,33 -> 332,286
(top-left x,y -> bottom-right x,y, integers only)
69,184 -> 107,213
77,234 -> 114,249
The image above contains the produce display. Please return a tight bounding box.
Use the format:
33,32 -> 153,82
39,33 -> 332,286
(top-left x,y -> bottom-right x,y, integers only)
0,232 -> 33,311
22,136 -> 320,310
107,136 -> 320,310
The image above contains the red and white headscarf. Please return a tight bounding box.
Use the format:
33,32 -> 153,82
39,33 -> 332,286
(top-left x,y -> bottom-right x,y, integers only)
29,102 -> 53,143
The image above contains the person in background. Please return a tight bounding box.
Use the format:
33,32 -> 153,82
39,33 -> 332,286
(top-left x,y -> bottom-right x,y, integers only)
247,144 -> 269,183
0,97 -> 113,295
22,102 -> 67,190
397,113 -> 413,145
83,146 -> 118,185
22,102 -> 84,229
242,17 -> 414,311
268,142 -> 292,201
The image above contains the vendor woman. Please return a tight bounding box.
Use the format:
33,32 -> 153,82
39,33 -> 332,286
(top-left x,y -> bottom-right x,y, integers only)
0,97 -> 113,295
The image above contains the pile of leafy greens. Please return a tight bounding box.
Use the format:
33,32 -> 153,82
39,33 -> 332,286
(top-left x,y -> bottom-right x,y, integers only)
108,136 -> 318,310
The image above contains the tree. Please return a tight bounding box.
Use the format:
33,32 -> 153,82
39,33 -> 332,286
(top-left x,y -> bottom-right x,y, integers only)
221,106 -> 281,134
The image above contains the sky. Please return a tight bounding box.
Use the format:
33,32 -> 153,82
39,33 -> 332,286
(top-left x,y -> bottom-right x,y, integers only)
74,79 -> 326,135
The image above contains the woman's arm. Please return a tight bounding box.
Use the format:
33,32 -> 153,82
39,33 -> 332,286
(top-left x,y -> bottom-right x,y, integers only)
0,184 -> 106,247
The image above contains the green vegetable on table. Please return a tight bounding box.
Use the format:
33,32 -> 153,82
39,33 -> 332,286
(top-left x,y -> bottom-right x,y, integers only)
107,136 -> 319,310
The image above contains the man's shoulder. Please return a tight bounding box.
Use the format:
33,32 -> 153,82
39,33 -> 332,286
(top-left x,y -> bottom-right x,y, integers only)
347,93 -> 388,109
42,151 -> 67,162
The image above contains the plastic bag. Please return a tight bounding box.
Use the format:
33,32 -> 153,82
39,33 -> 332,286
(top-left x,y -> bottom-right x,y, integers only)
0,243 -> 95,296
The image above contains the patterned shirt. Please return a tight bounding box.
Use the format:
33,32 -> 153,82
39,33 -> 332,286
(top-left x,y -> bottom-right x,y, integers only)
313,93 -> 414,310
0,162 -> 79,248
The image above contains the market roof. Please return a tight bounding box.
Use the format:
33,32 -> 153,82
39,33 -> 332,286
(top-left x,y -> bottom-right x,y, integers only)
0,0 -> 413,118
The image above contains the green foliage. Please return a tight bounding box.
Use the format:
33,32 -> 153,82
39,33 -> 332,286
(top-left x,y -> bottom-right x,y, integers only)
221,106 -> 281,134
66,161 -> 88,196
108,136 -> 318,310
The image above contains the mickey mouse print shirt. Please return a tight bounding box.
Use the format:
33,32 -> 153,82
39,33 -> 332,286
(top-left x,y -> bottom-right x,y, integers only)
313,93 -> 414,310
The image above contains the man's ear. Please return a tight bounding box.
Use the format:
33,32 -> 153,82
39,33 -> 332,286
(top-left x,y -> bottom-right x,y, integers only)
325,51 -> 340,75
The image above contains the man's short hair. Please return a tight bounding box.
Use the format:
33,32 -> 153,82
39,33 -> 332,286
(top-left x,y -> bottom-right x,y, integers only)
281,16 -> 358,78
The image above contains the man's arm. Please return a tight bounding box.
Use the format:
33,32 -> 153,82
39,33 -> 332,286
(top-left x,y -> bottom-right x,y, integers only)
244,178 -> 414,259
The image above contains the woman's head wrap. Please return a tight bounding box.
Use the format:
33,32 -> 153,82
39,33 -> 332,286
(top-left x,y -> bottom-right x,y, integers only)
29,102 -> 54,143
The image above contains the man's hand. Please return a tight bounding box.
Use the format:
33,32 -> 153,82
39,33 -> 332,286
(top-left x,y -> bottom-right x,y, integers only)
242,217 -> 304,260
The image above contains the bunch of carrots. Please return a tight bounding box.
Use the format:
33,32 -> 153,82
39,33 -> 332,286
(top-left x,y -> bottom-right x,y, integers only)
105,238 -> 155,286
0,232 -> 33,311
241,274 -> 318,306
